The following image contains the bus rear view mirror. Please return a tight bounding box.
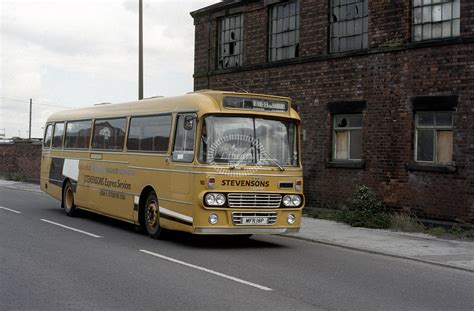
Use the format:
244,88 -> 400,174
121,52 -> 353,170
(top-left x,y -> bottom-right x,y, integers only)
184,116 -> 195,130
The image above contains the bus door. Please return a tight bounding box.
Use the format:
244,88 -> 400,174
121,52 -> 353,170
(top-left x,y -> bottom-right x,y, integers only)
169,113 -> 197,203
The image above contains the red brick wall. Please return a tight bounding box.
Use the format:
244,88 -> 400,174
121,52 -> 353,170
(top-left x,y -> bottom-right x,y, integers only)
0,140 -> 42,183
192,0 -> 474,222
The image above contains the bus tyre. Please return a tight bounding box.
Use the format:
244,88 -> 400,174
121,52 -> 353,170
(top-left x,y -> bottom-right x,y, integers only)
63,181 -> 77,217
144,191 -> 163,239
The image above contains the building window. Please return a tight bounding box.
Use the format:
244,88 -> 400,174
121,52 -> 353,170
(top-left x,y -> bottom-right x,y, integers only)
415,111 -> 453,163
218,15 -> 243,69
269,0 -> 300,61
333,114 -> 362,160
413,0 -> 460,41
330,0 -> 368,53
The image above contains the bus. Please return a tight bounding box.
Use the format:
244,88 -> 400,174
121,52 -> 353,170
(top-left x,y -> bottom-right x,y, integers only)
40,90 -> 304,238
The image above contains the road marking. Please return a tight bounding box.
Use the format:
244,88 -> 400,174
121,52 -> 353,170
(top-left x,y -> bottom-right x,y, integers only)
0,206 -> 22,214
139,249 -> 273,291
40,219 -> 102,238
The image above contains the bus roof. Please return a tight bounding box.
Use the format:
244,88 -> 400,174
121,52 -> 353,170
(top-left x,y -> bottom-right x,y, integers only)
46,90 -> 301,122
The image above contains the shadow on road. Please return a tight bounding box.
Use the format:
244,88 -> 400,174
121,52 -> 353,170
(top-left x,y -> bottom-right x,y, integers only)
49,207 -> 285,249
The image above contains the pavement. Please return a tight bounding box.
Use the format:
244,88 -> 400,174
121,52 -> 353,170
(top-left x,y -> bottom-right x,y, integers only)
1,179 -> 473,272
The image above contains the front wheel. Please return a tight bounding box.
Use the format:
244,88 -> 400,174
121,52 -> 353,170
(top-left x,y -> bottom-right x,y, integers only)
63,181 -> 77,217
143,191 -> 163,239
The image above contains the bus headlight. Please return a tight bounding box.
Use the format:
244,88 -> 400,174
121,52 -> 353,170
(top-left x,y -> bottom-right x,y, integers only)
282,195 -> 302,207
204,193 -> 226,206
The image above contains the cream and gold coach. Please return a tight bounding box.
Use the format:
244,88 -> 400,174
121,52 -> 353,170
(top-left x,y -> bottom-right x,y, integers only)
40,91 -> 304,238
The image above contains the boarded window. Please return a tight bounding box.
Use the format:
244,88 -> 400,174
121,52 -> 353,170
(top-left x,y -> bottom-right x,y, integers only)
269,0 -> 300,61
333,114 -> 362,160
127,114 -> 172,152
65,120 -> 92,149
330,0 -> 368,53
43,124 -> 53,148
218,14 -> 243,69
92,118 -> 127,150
415,111 -> 453,163
52,122 -> 64,148
413,0 -> 460,41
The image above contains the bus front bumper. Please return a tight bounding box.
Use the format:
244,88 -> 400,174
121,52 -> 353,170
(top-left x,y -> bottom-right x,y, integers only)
193,227 -> 300,235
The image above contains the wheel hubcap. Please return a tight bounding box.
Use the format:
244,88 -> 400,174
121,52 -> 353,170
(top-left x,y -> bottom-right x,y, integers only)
146,200 -> 158,228
65,188 -> 73,210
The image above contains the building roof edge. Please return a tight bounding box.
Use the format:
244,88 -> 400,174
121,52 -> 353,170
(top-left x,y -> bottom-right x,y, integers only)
190,0 -> 244,18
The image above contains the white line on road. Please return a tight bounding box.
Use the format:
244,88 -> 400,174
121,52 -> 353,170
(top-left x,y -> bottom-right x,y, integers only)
40,219 -> 102,238
0,206 -> 22,214
139,249 -> 273,291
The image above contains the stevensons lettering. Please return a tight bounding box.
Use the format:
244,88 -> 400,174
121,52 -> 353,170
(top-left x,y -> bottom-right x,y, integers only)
83,174 -> 132,190
221,179 -> 270,187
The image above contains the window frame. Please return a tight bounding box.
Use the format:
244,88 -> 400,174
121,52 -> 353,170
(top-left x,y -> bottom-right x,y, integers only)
172,113 -> 197,163
414,111 -> 454,164
43,123 -> 53,149
217,14 -> 243,69
412,0 -> 461,42
51,122 -> 65,149
332,114 -> 363,161
91,117 -> 128,152
268,0 -> 300,62
126,113 -> 173,154
329,0 -> 369,53
64,119 -> 92,150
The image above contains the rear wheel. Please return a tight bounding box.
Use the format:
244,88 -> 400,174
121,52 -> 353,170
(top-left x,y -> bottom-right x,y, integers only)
63,181 -> 77,217
143,191 -> 163,239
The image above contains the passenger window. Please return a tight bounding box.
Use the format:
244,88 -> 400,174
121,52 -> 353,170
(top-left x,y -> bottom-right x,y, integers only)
65,120 -> 92,149
43,124 -> 53,148
127,114 -> 172,152
172,114 -> 196,162
92,118 -> 127,150
52,122 -> 65,148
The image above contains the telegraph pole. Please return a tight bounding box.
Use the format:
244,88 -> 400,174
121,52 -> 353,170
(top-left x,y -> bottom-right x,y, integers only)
138,0 -> 143,100
29,98 -> 32,139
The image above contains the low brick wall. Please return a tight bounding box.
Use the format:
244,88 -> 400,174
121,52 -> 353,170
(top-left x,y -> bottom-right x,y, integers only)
0,140 -> 42,183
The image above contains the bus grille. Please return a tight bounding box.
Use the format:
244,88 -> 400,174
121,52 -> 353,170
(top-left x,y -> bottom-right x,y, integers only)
232,212 -> 278,225
227,193 -> 282,208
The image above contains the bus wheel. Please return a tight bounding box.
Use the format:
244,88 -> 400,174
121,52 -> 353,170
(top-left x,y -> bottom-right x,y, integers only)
63,181 -> 77,217
144,191 -> 163,239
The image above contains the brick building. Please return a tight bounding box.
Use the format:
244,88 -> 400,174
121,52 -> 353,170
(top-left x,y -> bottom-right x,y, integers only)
191,0 -> 473,222
0,139 -> 42,183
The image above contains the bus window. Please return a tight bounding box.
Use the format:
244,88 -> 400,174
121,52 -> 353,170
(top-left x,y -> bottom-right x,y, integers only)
172,114 -> 196,162
43,124 -> 53,148
92,118 -> 127,150
127,114 -> 172,152
65,120 -> 92,149
52,122 -> 64,148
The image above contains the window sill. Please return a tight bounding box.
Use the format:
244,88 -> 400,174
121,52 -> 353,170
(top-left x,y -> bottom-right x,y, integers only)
326,160 -> 365,169
406,162 -> 456,173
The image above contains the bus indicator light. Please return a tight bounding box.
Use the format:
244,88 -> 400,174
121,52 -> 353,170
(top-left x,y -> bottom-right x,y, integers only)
208,177 -> 216,189
296,180 -> 302,191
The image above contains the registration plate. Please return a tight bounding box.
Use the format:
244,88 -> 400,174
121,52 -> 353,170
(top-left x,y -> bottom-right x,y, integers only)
241,217 -> 269,225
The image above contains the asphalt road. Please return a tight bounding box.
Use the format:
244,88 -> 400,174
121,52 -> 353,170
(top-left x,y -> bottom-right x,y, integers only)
1,185 -> 473,311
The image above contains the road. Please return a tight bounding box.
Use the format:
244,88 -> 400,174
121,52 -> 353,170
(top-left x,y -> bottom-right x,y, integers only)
1,184 -> 473,310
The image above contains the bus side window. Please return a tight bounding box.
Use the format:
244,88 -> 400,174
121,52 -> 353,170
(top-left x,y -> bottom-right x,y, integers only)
52,122 -> 65,148
43,124 -> 53,148
172,114 -> 196,162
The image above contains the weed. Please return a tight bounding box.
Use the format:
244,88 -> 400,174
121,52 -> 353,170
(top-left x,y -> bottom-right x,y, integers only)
341,185 -> 392,229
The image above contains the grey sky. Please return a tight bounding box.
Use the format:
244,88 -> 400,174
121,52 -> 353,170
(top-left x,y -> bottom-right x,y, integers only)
0,0 -> 215,138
